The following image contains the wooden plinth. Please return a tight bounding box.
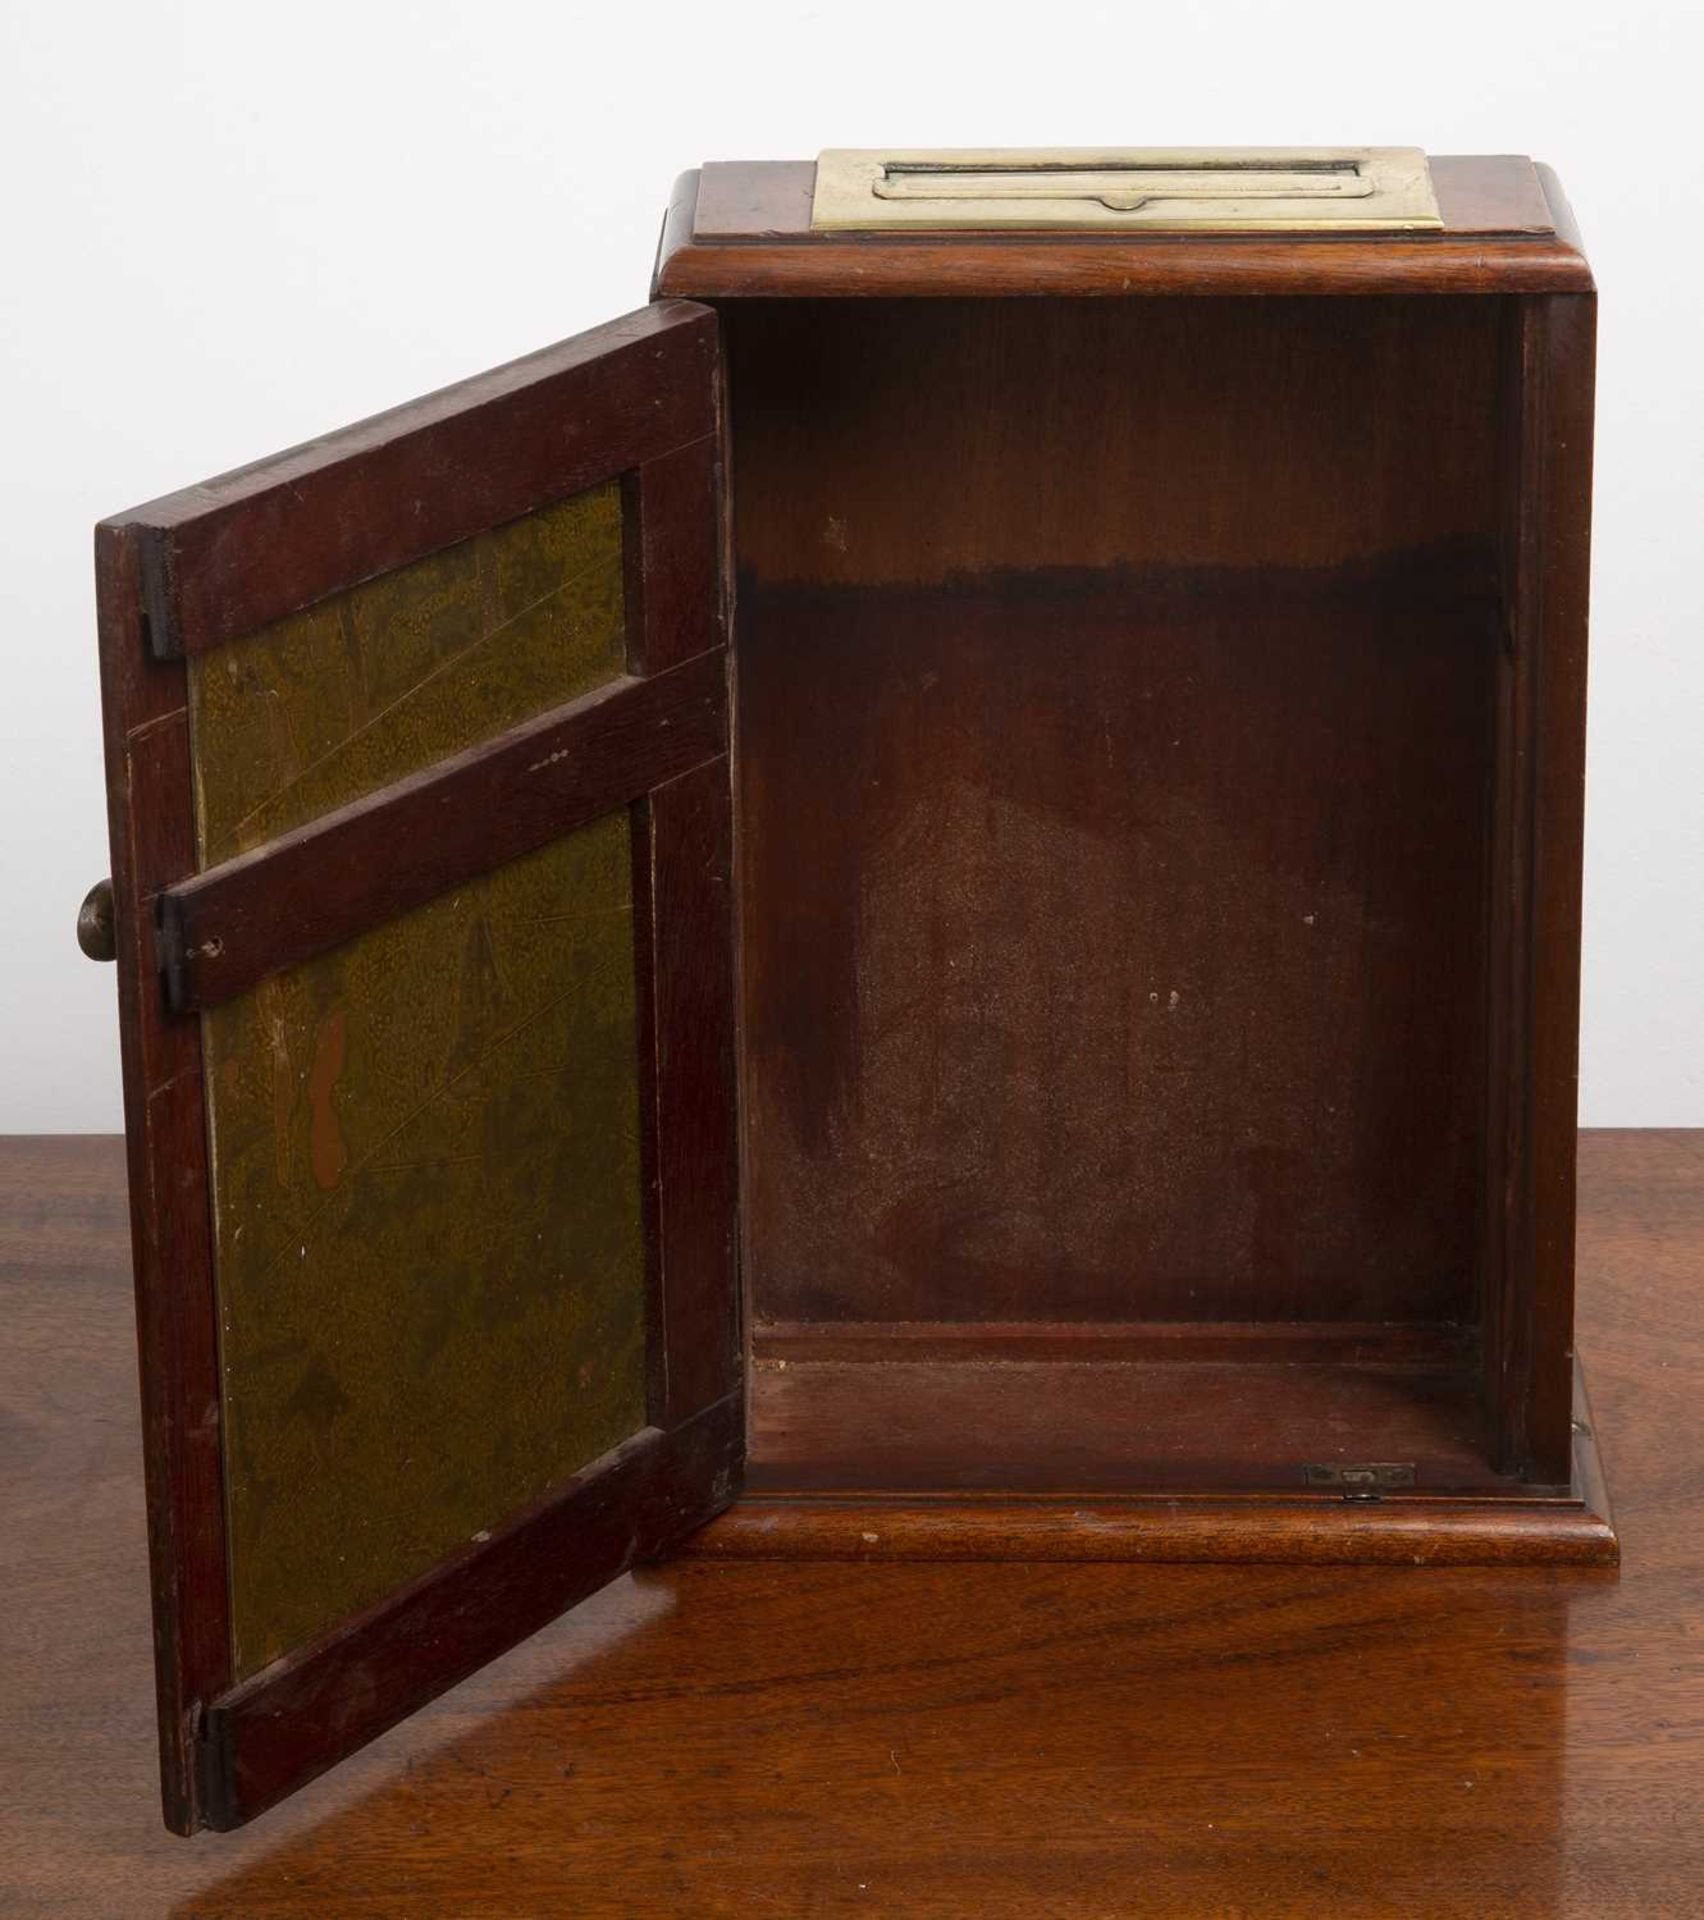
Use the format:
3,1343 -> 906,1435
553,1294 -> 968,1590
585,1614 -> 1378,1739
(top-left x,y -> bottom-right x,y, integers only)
690,1361 -> 1615,1567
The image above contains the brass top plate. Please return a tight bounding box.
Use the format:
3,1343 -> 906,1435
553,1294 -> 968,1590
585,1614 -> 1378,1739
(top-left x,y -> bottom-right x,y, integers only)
811,148 -> 1444,233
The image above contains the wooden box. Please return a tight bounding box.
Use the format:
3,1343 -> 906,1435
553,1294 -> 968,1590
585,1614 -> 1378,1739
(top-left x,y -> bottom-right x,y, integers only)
82,149 -> 1613,1833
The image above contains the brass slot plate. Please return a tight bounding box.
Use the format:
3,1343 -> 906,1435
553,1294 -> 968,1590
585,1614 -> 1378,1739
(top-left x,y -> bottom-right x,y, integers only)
811,147 -> 1443,233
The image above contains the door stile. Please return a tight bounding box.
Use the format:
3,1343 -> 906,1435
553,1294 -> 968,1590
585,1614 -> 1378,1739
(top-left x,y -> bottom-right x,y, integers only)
94,521 -> 233,1835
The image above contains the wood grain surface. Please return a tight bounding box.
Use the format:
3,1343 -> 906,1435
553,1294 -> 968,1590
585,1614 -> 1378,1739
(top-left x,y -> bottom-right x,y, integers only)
2,1130 -> 1700,1914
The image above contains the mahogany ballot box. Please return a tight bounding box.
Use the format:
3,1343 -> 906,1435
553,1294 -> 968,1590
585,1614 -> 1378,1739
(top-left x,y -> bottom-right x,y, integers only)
80,149 -> 1613,1832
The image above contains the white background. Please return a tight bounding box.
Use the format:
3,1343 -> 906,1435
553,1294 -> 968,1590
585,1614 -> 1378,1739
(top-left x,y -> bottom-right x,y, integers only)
2,0 -> 1699,1131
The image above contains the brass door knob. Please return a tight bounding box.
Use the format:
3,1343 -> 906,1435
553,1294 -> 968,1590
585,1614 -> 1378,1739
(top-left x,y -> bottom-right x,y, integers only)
78,878 -> 116,962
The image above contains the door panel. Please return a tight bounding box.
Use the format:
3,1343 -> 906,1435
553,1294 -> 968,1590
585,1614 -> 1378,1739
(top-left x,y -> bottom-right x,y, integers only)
188,477 -> 626,862
93,299 -> 739,1832
205,813 -> 649,1682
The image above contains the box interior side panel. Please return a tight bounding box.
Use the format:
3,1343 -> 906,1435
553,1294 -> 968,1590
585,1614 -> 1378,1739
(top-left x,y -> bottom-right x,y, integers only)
729,298 -> 1503,1350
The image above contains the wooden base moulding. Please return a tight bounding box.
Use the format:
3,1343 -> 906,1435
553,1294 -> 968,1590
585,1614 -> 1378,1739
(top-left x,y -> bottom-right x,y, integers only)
690,1362 -> 1615,1567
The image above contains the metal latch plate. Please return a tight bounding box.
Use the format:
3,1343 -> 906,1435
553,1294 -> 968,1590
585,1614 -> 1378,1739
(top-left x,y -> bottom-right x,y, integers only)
1303,1462 -> 1419,1495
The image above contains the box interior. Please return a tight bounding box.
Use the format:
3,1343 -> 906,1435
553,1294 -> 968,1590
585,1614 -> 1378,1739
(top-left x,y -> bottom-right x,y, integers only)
725,295 -> 1526,1497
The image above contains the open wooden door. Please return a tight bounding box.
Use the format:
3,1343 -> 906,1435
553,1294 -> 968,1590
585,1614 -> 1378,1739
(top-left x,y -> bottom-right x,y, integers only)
90,301 -> 740,1832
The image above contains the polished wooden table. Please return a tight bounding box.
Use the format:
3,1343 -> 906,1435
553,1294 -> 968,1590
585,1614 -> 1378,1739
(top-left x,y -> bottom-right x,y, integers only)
2,1132 -> 1700,1916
